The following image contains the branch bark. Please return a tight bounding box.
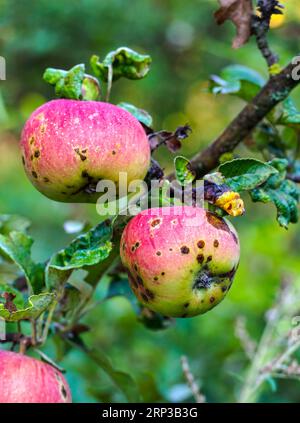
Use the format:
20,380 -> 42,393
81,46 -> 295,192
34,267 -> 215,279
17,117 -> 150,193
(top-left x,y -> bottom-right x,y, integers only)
189,58 -> 300,177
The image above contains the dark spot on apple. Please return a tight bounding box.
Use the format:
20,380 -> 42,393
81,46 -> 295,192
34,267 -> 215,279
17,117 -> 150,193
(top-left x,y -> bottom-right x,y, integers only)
154,276 -> 158,281
181,246 -> 190,254
30,154 -> 33,161
151,218 -> 161,227
218,266 -> 236,280
214,240 -> 219,248
206,211 -> 230,233
210,296 -> 215,303
131,246 -> 135,252
137,275 -> 144,286
74,148 -> 87,161
43,177 -> 50,183
61,191 -> 67,195
169,248 -> 173,251
221,286 -> 227,292
81,170 -> 92,180
197,254 -> 204,264
135,242 -> 140,249
122,243 -> 126,251
207,255 -> 212,262
22,156 -> 25,165
161,272 -> 165,276
128,273 -> 138,288
134,264 -> 138,271
156,251 -> 161,256
32,171 -> 38,179
141,293 -> 149,302
29,136 -> 35,144
61,385 -> 67,399
34,150 -> 40,158
145,289 -> 154,299
193,271 -> 211,289
184,302 -> 189,308
197,240 -> 205,248
112,150 -> 116,155
227,203 -> 232,211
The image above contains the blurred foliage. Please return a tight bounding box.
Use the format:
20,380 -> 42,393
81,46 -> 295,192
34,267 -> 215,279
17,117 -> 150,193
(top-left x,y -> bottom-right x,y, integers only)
0,0 -> 300,403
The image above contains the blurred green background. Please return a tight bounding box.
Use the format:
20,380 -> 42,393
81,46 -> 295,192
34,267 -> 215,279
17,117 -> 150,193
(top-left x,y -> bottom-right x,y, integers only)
1,0 -> 300,403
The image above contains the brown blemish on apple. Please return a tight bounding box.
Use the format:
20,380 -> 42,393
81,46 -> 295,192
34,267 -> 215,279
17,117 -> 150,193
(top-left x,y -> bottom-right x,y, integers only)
145,289 -> 154,299
180,246 -> 190,254
214,240 -> 219,248
197,254 -> 204,264
141,293 -> 149,302
156,251 -> 162,256
206,211 -> 230,233
150,218 -> 161,228
207,255 -> 212,262
74,148 -> 87,161
32,171 -> 38,179
43,177 -> 50,183
136,275 -> 144,286
22,156 -> 25,165
210,296 -> 215,303
197,240 -> 205,248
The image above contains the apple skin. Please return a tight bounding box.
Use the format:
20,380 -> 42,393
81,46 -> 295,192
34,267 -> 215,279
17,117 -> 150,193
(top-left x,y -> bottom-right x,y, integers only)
20,99 -> 150,203
0,350 -> 72,403
120,206 -> 240,317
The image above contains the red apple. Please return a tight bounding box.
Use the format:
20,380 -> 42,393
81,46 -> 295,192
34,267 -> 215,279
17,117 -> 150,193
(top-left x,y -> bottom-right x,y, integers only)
0,350 -> 72,403
20,99 -> 150,203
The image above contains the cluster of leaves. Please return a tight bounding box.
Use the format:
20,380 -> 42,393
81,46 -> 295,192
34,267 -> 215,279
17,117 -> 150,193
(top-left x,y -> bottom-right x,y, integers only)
206,64 -> 300,227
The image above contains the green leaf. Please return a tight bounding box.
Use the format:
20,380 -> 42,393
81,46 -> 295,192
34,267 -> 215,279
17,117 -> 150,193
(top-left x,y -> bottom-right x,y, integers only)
0,293 -> 54,322
219,158 -> 278,191
277,97 -> 300,128
0,231 -> 45,294
174,156 -> 196,186
210,65 -> 265,101
250,159 -> 300,228
68,340 -> 140,402
0,215 -> 31,235
117,102 -> 153,127
46,220 -> 113,289
90,47 -> 151,82
43,64 -> 100,100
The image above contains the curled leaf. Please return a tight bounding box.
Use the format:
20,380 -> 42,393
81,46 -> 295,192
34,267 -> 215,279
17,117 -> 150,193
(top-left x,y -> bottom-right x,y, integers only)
46,220 -> 113,289
174,156 -> 196,186
210,65 -> 265,101
219,158 -> 278,191
118,102 -> 153,127
0,293 -> 54,322
149,125 -> 192,152
43,64 -> 100,100
215,0 -> 253,48
90,47 -> 151,82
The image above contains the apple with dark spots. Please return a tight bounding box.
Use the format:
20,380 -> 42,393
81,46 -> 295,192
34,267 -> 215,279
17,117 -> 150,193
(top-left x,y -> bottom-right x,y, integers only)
0,350 -> 72,403
120,206 -> 240,318
20,99 -> 150,203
